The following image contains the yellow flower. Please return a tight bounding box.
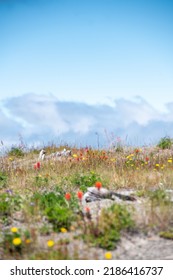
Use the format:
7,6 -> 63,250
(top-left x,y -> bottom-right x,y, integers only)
13,237 -> 22,246
145,162 -> 148,164
155,164 -> 159,167
25,239 -> 31,244
73,154 -> 78,158
11,227 -> 18,233
105,252 -> 112,259
60,227 -> 67,233
168,159 -> 172,163
136,167 -> 139,170
9,157 -> 14,161
47,240 -> 54,247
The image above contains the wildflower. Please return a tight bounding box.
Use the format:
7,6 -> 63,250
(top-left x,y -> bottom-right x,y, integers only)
168,159 -> 172,163
95,181 -> 102,190
9,157 -> 13,161
73,154 -> 78,158
5,189 -> 13,194
85,207 -> 90,212
85,207 -> 91,219
145,157 -> 149,161
34,162 -> 41,170
77,191 -> 83,200
25,239 -> 31,244
13,237 -> 22,246
155,164 -> 160,167
11,227 -> 18,233
104,252 -> 112,259
65,192 -> 71,200
47,240 -> 54,247
60,227 -> 67,233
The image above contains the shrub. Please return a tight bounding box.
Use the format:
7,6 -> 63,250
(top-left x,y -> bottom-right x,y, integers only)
159,230 -> 173,240
8,146 -> 25,157
85,204 -> 134,250
157,136 -> 173,149
30,190 -> 78,231
71,171 -> 101,192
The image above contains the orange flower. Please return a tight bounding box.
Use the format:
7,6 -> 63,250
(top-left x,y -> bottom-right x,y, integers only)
95,181 -> 102,190
77,191 -> 83,200
85,207 -> 90,212
65,193 -> 71,200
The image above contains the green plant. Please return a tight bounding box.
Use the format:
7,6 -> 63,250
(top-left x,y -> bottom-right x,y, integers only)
71,171 -> 101,192
39,223 -> 53,235
148,189 -> 170,206
30,190 -> 78,231
45,206 -> 74,230
8,146 -> 25,157
0,193 -> 11,216
157,136 -> 173,149
159,230 -> 173,240
33,175 -> 49,188
2,229 -> 23,256
85,204 -> 134,250
0,171 -> 8,189
0,193 -> 22,223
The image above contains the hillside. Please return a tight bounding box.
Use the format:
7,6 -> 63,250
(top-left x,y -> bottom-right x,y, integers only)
1,141 -> 173,260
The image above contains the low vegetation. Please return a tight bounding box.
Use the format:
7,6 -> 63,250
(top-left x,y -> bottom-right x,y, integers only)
0,137 -> 173,259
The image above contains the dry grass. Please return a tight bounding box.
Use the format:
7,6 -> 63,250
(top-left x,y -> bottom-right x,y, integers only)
1,143 -> 173,259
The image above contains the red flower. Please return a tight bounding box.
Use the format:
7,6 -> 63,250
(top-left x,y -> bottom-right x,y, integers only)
65,193 -> 71,200
77,191 -> 83,200
34,162 -> 41,170
85,207 -> 90,212
146,157 -> 149,161
95,181 -> 102,190
85,207 -> 91,219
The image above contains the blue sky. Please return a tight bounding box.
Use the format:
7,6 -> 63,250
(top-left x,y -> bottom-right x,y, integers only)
0,0 -> 173,148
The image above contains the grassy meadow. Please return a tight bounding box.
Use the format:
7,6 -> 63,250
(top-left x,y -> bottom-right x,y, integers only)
1,137 -> 173,259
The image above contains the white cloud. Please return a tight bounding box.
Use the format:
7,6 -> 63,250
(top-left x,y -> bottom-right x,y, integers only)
1,93 -> 173,148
